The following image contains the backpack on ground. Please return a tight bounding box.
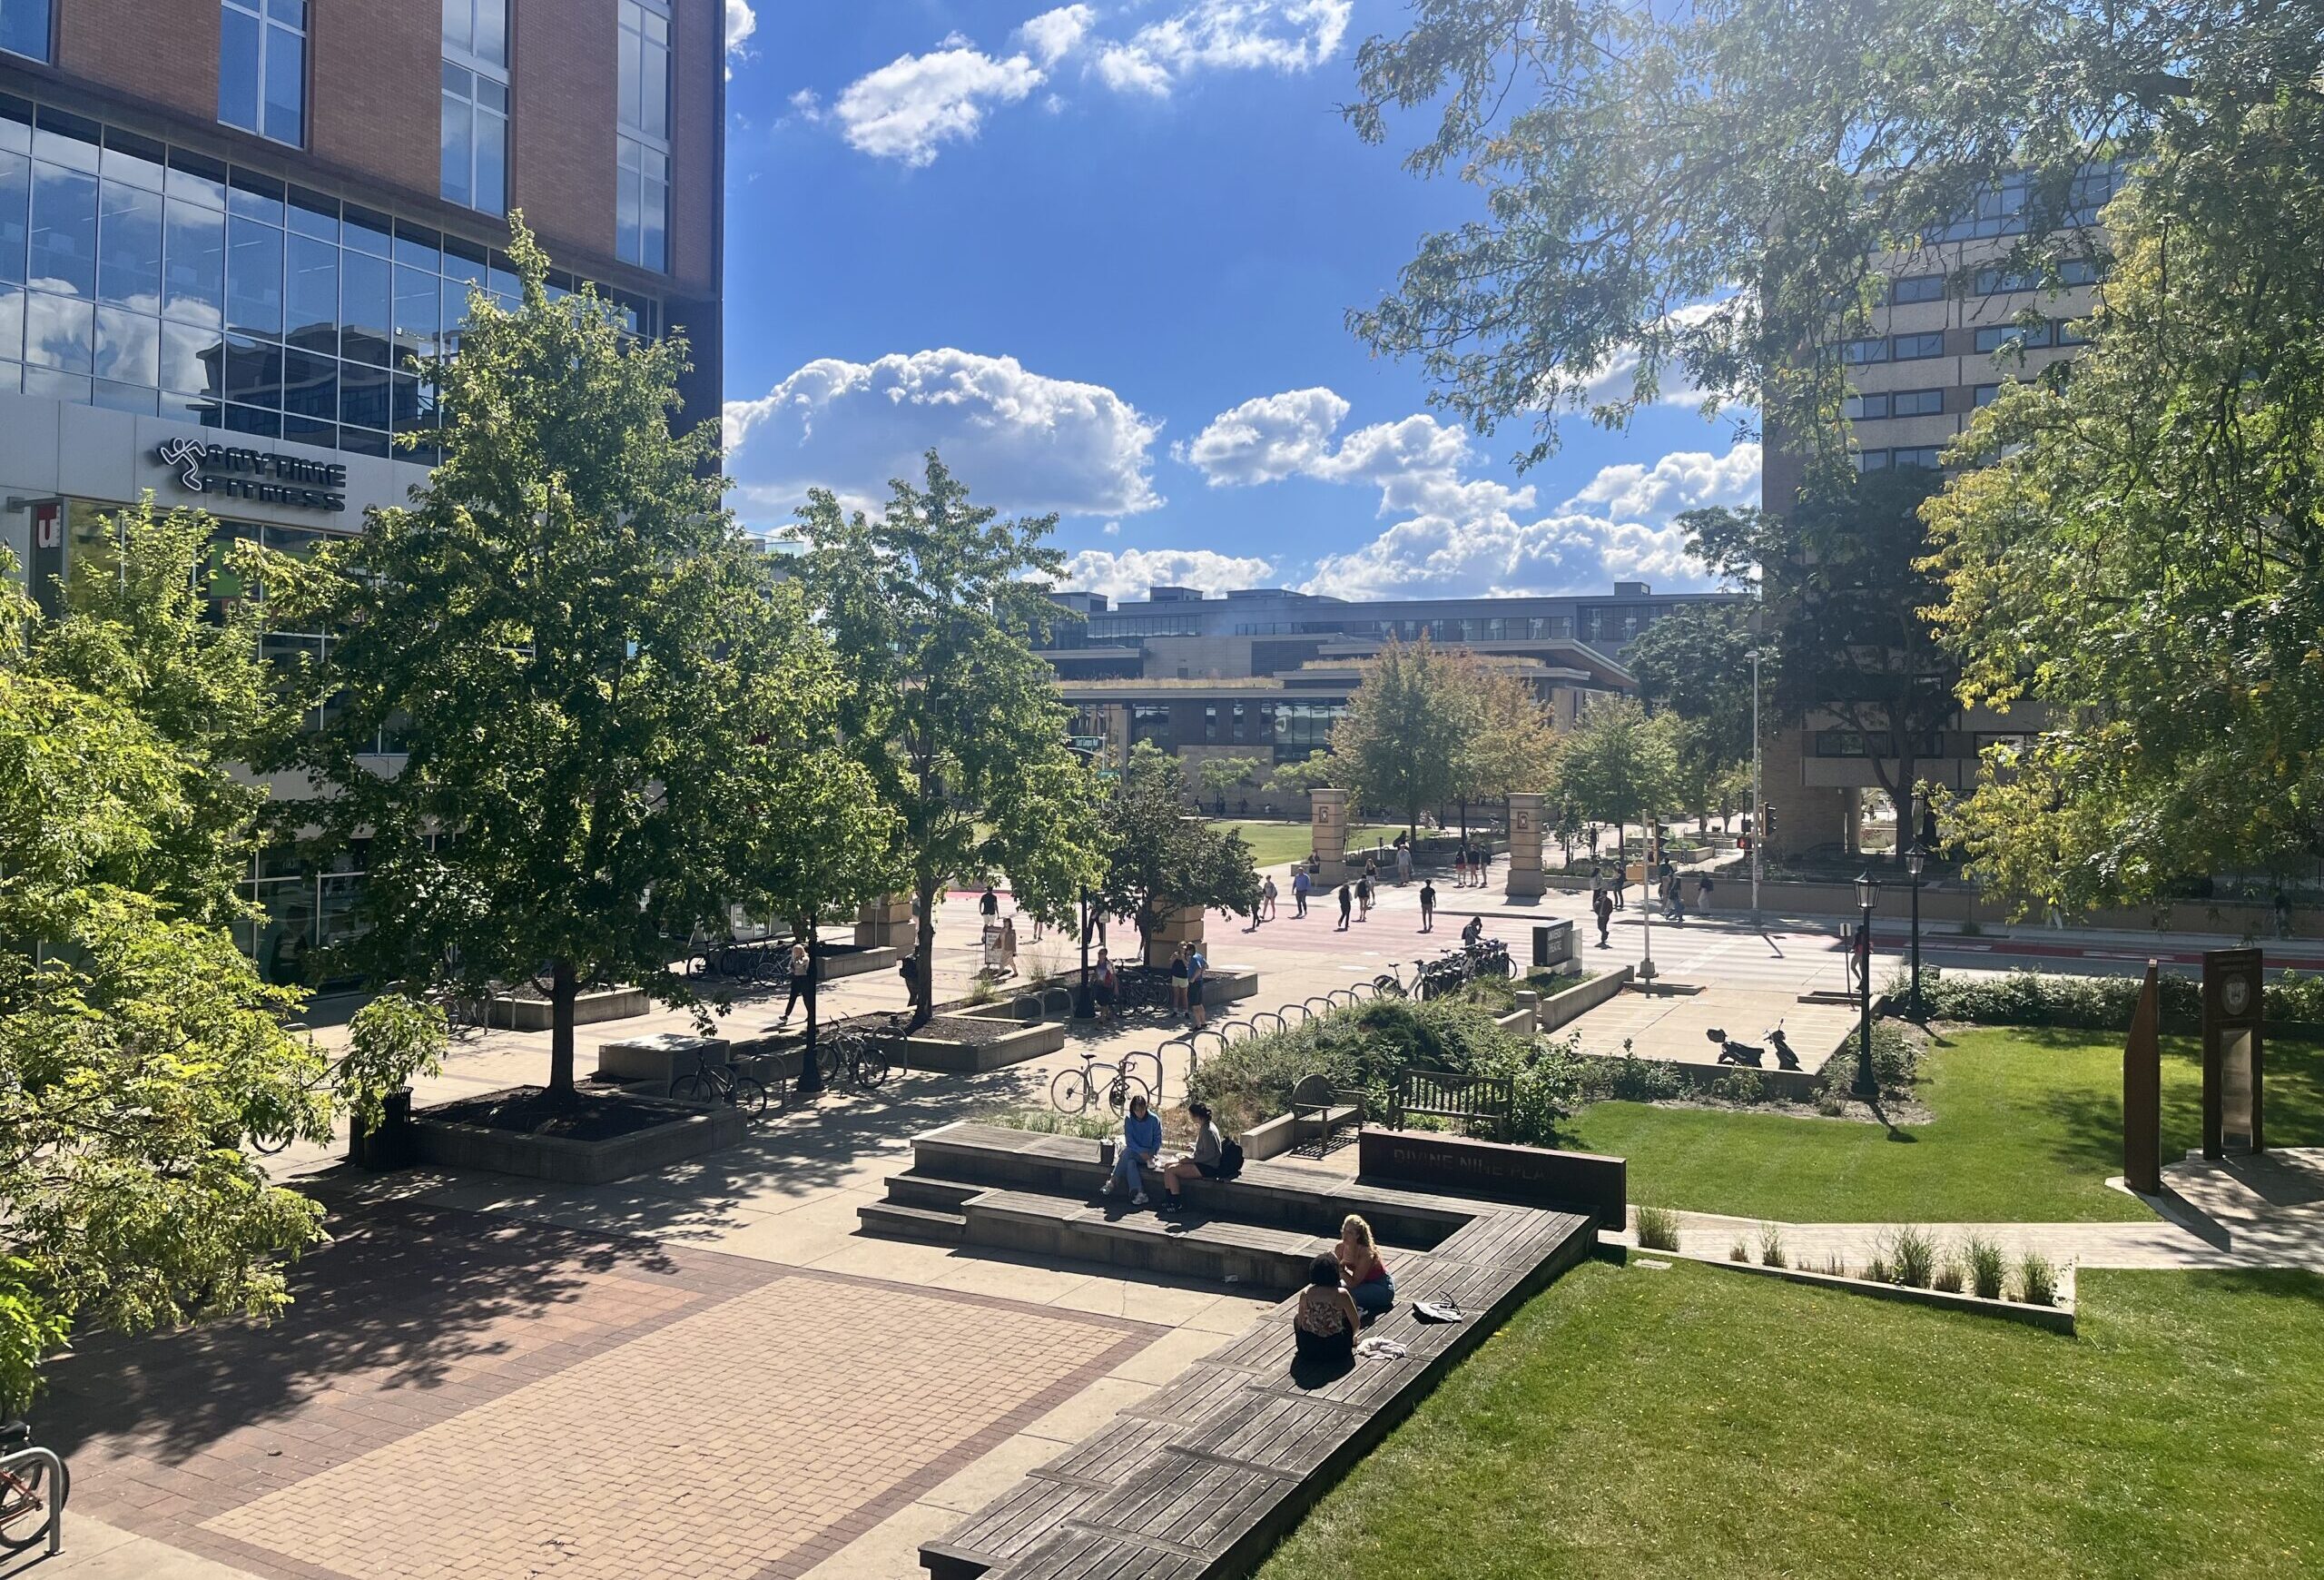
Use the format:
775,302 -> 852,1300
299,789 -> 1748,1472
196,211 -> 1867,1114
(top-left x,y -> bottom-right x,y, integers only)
1217,1137 -> 1246,1179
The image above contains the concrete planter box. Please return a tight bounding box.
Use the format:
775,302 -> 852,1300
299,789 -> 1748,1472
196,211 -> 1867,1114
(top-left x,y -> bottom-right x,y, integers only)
815,944 -> 900,982
898,1018 -> 1067,1075
1672,1249 -> 2075,1334
595,1032 -> 728,1087
1539,966 -> 1631,1033
408,1094 -> 745,1185
482,985 -> 649,1032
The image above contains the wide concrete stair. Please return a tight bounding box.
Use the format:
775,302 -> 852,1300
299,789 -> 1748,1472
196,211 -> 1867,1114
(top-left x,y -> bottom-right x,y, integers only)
860,1123 -> 1472,1294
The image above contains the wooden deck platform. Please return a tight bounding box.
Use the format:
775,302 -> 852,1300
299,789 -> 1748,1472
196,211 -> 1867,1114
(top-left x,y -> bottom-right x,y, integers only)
874,1123 -> 1601,1580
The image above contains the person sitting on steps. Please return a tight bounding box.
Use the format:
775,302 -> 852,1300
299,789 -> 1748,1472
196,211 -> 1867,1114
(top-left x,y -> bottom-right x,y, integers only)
1293,1251 -> 1361,1369
1335,1213 -> 1395,1315
1106,1092 -> 1163,1205
1159,1101 -> 1225,1212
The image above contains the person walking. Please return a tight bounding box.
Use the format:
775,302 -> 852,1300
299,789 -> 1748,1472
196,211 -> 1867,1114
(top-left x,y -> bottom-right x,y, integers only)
776,935 -> 812,1023
1187,945 -> 1208,1030
980,884 -> 999,923
998,914 -> 1019,975
1261,874 -> 1279,922
1419,880 -> 1437,933
1093,947 -> 1120,1022
1395,841 -> 1413,885
1697,870 -> 1714,915
1356,874 -> 1373,923
1364,854 -> 1380,891
1452,847 -> 1469,888
1169,943 -> 1191,1017
1292,866 -> 1311,918
1336,883 -> 1354,932
1593,886 -> 1614,948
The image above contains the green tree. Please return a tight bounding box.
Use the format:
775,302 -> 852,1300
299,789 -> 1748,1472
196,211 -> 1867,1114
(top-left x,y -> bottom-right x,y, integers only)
788,453 -> 1102,1030
1265,749 -> 1338,803
1329,637 -> 1476,840
0,512 -> 438,1409
1626,603 -> 1761,799
274,218 -> 789,1095
1194,755 -> 1269,811
1449,657 -> 1561,836
1344,0 -> 2284,479
1552,697 -> 1681,864
1096,745 -> 1263,964
1925,104 -> 2324,909
1679,469 -> 1955,861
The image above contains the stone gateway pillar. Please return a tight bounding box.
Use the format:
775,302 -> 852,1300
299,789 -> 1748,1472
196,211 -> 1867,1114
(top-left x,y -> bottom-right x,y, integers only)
1506,793 -> 1547,899
1310,787 -> 1350,882
854,894 -> 913,950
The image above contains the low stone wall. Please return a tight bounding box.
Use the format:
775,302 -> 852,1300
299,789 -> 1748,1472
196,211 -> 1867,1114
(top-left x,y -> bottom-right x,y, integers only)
1538,966 -> 1632,1033
1358,1128 -> 1628,1229
897,1018 -> 1067,1075
815,944 -> 901,981
1670,1249 -> 2075,1334
483,986 -> 649,1032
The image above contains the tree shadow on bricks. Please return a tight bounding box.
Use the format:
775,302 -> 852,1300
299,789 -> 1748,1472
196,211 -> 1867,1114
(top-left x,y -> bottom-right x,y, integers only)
39,1195 -> 690,1468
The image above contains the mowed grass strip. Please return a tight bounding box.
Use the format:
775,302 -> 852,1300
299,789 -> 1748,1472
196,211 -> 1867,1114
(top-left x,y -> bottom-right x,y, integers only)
1259,1261 -> 2324,1580
1210,818 -> 1407,869
1562,1027 -> 2324,1223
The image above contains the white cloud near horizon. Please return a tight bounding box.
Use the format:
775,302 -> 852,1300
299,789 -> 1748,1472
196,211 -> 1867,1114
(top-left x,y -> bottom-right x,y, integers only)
1060,548 -> 1279,600
726,0 -> 756,55
1180,386 -> 1755,598
723,349 -> 1167,526
818,2 -> 1352,164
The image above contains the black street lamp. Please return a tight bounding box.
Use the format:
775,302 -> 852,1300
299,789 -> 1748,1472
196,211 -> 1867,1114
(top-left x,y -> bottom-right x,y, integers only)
1853,872 -> 1881,1099
1905,843 -> 1927,1020
1074,887 -> 1097,1020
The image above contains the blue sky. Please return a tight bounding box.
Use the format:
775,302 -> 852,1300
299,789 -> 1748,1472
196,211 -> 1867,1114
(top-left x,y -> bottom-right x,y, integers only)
715,1 -> 1756,600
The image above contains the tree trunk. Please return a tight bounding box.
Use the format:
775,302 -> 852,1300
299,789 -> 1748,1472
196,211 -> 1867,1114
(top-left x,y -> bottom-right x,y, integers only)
909,878 -> 937,1032
547,956 -> 577,1098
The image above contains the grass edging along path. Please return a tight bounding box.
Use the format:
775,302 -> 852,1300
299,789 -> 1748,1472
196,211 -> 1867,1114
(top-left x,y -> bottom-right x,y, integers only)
1208,817 -> 1404,868
1258,1261 -> 2324,1580
1561,1026 -> 2324,1224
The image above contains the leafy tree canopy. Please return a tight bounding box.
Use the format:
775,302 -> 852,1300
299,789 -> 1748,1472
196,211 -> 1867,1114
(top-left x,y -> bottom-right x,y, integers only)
1097,744 -> 1262,963
275,216 -> 788,1092
1552,696 -> 1682,843
0,511 -> 438,1410
1194,755 -> 1269,806
1346,0 -> 2302,480
787,451 -> 1102,1026
1332,637 -> 1554,836
1925,101 -> 2324,908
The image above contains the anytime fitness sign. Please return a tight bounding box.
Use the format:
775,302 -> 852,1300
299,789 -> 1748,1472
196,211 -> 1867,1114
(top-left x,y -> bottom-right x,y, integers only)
154,439 -> 348,513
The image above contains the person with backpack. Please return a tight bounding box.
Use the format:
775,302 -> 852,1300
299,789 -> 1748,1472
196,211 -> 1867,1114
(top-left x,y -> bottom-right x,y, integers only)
1158,1101 -> 1234,1211
1593,886 -> 1614,948
1355,873 -> 1373,923
1452,847 -> 1468,888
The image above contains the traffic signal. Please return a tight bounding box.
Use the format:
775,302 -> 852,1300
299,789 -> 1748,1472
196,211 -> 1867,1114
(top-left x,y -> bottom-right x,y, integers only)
1761,804 -> 1777,842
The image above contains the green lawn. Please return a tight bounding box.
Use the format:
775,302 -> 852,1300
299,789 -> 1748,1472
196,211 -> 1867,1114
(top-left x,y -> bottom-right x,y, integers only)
1561,1028 -> 2324,1222
1211,818 -> 1404,869
1260,1261 -> 2324,1579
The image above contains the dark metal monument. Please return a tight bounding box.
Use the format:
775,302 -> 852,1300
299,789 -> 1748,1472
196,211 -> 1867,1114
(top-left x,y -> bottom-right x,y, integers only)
2201,948 -> 2266,1160
2122,960 -> 2163,1195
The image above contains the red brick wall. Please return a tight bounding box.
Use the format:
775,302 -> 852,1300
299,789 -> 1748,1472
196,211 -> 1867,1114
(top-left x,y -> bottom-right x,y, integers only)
665,0 -> 720,296
509,0 -> 618,268
310,1 -> 439,198
54,0 -> 216,124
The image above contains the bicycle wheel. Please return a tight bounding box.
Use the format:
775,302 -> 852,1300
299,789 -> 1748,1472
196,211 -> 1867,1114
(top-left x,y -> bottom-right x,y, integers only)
852,1043 -> 893,1090
1372,973 -> 1405,999
0,1457 -> 65,1553
820,1035 -> 859,1087
1100,1068 -> 1149,1118
670,1072 -> 713,1104
727,1074 -> 770,1117
250,1126 -> 294,1156
1050,1066 -> 1093,1113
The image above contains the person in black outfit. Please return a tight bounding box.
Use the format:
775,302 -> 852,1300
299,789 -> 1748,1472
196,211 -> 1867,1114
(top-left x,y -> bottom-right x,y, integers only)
1419,881 -> 1437,933
1336,883 -> 1354,931
1594,887 -> 1614,947
1293,1252 -> 1360,1369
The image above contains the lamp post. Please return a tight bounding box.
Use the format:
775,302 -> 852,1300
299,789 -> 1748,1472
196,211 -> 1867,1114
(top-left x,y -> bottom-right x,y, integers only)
1750,645 -> 1763,928
1852,872 -> 1880,1099
1639,822 -> 1657,985
1074,886 -> 1096,1020
1905,843 -> 1927,1020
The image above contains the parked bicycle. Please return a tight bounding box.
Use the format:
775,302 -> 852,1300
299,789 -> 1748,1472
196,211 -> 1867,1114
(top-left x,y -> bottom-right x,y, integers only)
1051,1050 -> 1150,1117
818,1021 -> 896,1091
0,1421 -> 66,1554
669,1045 -> 773,1117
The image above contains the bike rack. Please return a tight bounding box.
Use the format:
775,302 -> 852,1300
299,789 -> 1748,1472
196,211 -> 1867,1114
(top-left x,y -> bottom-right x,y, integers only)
1278,1002 -> 1310,1025
1346,981 -> 1374,1002
1156,1033 -> 1198,1088
0,1447 -> 63,1555
1216,1018 -> 1258,1045
1303,995 -> 1335,1019
1327,987 -> 1358,1008
1249,1010 -> 1287,1035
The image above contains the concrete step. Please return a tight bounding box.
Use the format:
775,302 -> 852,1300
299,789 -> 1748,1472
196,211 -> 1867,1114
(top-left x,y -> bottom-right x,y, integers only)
886,1171 -> 983,1212
858,1200 -> 968,1244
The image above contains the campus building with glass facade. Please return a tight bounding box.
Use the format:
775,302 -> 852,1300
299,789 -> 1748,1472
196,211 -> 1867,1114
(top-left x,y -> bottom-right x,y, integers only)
0,0 -> 724,981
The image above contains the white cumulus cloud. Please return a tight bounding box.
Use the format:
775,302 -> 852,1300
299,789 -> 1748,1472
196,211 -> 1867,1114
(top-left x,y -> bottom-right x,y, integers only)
1061,548 -> 1278,600
832,40 -> 1045,166
1183,385 -> 1747,599
724,349 -> 1166,527
1019,5 -> 1097,67
1097,0 -> 1352,97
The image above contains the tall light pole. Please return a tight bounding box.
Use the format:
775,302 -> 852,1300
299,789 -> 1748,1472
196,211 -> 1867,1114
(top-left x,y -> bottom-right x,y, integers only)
1852,872 -> 1881,1099
1639,818 -> 1657,984
1905,843 -> 1926,1020
1750,643 -> 1766,930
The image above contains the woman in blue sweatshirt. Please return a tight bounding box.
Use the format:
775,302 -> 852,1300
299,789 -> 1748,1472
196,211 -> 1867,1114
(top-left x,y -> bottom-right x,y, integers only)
1107,1093 -> 1164,1204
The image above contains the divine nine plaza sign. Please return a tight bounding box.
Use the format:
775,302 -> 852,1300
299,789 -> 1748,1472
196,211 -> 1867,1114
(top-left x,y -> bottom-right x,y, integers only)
155,439 -> 349,513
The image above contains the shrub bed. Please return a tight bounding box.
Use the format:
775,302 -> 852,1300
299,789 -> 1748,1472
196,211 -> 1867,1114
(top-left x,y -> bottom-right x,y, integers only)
1911,965 -> 2324,1032
1186,997 -> 1583,1145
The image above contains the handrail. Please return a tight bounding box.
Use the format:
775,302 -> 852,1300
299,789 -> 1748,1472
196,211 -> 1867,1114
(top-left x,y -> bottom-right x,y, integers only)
0,1446 -> 64,1555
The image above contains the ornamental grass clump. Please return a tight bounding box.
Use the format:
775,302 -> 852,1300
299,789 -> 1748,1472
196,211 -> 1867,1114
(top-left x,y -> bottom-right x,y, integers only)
1632,1204 -> 1680,1252
1965,1235 -> 2007,1299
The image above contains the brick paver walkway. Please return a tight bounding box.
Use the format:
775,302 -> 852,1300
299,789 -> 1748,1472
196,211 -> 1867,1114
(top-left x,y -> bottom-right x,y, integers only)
44,1200 -> 1157,1580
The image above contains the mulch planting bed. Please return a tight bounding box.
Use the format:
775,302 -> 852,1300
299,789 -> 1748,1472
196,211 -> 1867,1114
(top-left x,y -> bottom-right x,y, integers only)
421,1085 -> 690,1142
